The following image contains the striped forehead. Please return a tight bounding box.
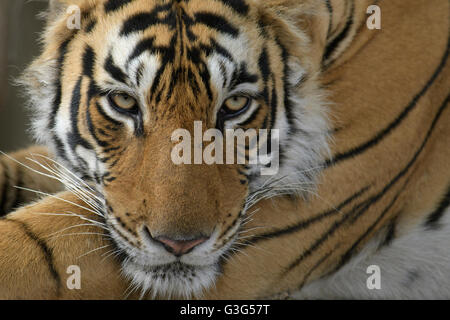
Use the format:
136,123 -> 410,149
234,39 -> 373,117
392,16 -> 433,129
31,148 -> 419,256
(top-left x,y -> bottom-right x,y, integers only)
87,0 -> 258,95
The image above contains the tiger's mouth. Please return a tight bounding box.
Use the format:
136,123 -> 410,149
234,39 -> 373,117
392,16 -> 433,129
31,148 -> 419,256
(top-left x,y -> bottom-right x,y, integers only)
120,258 -> 221,299
106,218 -> 240,299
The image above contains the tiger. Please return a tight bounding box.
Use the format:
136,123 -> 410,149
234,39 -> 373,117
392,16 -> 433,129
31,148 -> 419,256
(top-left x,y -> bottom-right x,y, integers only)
0,0 -> 448,300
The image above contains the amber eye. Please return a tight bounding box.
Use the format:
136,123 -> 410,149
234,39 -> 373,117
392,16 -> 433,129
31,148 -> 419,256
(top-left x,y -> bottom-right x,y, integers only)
108,93 -> 138,114
221,96 -> 251,118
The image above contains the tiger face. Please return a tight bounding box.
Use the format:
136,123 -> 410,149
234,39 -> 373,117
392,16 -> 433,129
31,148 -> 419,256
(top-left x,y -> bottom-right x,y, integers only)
23,0 -> 330,298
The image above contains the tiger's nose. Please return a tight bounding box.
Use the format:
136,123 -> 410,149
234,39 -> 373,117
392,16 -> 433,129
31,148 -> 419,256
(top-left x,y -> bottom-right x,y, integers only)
155,236 -> 208,256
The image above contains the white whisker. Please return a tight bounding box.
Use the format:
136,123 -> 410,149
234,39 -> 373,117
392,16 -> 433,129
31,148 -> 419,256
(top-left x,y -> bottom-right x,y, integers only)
77,244 -> 113,259
48,232 -> 111,240
15,186 -> 103,217
46,223 -> 106,238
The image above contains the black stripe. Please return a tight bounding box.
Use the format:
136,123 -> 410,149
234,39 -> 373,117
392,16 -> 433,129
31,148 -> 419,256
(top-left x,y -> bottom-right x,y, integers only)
194,12 -> 239,38
270,75 -> 278,129
149,36 -> 177,103
325,34 -> 449,167
176,74 -> 210,112
323,0 -> 354,63
218,60 -> 228,87
135,62 -> 145,87
275,38 -> 295,129
7,218 -> 62,292
325,0 -> 333,38
120,12 -> 157,36
49,38 -> 73,131
53,136 -> 69,163
284,195 -> 370,274
104,0 -> 134,13
216,0 -> 249,16
68,77 -> 94,151
97,128 -> 111,138
119,4 -> 174,36
381,218 -> 396,247
86,104 -> 111,148
425,184 -> 450,229
103,146 -> 121,154
10,165 -> 24,211
229,63 -> 259,89
82,45 -> 96,78
105,54 -> 128,85
127,37 -> 155,65
258,47 -> 270,83
84,19 -> 97,33
99,151 -> 125,165
207,39 -> 234,61
187,67 -> 201,96
87,80 -> 102,106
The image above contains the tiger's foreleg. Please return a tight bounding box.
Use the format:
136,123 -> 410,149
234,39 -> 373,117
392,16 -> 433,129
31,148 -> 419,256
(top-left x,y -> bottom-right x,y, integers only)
0,146 -> 64,216
0,191 -> 133,299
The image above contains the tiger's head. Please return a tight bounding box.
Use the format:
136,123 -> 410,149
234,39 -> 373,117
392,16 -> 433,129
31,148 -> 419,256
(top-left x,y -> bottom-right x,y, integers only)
22,0 -> 330,298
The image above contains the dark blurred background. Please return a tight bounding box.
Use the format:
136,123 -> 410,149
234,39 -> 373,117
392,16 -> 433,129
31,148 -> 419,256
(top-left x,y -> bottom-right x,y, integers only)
0,0 -> 47,152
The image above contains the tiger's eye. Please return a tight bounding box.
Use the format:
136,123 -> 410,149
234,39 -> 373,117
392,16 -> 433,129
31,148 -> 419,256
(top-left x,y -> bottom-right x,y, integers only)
110,93 -> 137,111
223,96 -> 250,113
216,96 -> 252,130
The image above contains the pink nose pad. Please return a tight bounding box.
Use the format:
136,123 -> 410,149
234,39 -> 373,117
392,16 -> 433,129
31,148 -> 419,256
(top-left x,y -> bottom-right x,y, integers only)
155,236 -> 208,256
